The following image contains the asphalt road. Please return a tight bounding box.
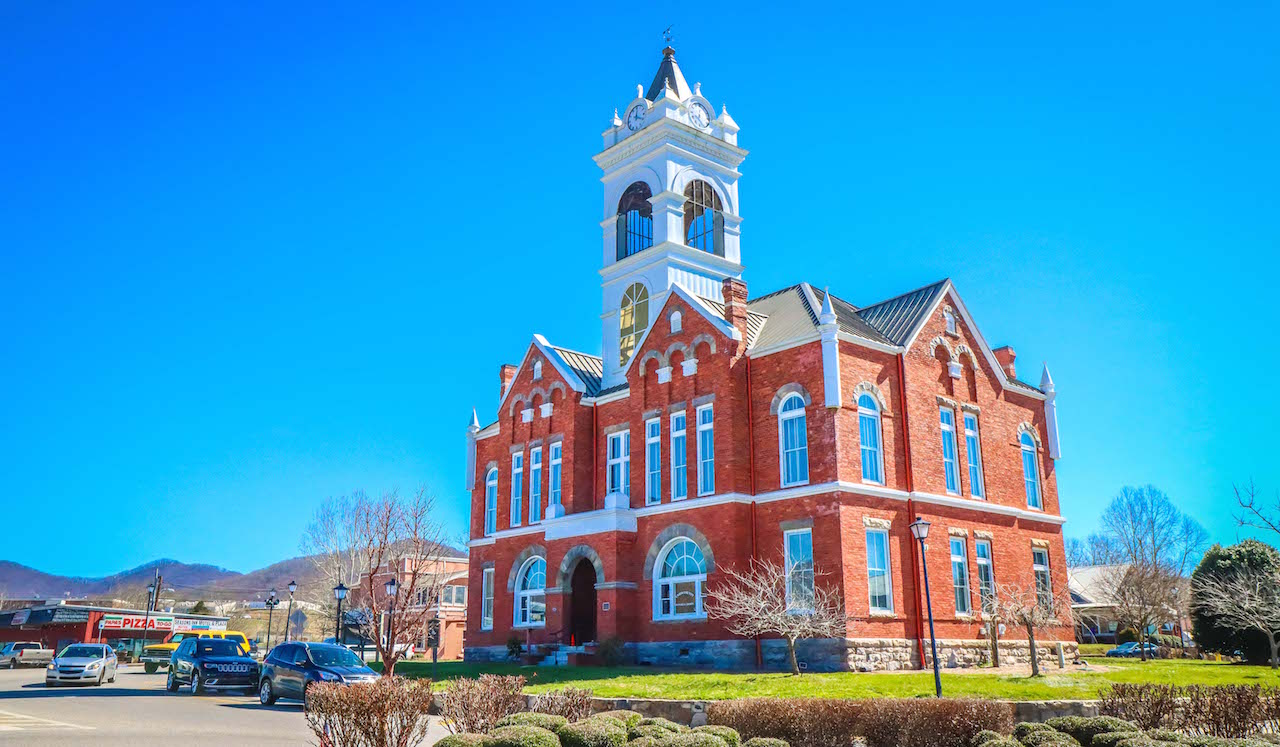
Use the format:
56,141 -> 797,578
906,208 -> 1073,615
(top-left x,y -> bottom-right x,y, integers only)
0,663 -> 449,745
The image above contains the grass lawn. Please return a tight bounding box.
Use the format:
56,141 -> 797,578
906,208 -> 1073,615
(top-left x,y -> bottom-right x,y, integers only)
380,657 -> 1280,701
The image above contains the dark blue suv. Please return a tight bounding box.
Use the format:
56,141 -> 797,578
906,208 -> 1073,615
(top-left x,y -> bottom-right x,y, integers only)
257,642 -> 377,705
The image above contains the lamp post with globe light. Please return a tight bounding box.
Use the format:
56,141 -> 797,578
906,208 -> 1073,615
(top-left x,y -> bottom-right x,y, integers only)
910,516 -> 943,697
284,580 -> 297,642
333,583 -> 348,644
265,590 -> 280,652
139,582 -> 156,662
384,577 -> 399,663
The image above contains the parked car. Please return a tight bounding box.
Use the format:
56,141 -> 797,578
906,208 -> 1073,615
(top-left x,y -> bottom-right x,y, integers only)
45,644 -> 117,686
257,642 -> 378,705
2,642 -> 54,669
142,629 -> 251,673
165,637 -> 259,695
1105,642 -> 1160,658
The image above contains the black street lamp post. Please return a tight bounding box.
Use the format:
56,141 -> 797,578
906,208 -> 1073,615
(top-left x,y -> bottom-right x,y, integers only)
333,583 -> 348,644
265,590 -> 280,652
284,580 -> 297,642
910,516 -> 943,698
384,577 -> 398,665
139,582 -> 156,662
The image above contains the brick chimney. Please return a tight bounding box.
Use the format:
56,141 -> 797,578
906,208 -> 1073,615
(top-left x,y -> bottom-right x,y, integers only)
993,346 -> 1017,379
499,364 -> 518,400
722,277 -> 749,340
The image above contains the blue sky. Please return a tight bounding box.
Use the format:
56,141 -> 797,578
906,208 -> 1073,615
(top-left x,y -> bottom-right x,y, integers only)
1,2 -> 1276,579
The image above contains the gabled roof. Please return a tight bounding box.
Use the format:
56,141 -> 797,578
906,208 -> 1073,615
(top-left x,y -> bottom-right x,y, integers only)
550,345 -> 604,397
699,296 -> 767,348
645,46 -> 694,102
855,279 -> 950,346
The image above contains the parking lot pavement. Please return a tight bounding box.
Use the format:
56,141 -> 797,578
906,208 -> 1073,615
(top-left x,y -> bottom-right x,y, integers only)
0,664 -> 450,746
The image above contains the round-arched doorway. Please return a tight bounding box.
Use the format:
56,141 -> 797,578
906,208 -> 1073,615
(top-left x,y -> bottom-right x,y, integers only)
568,559 -> 597,645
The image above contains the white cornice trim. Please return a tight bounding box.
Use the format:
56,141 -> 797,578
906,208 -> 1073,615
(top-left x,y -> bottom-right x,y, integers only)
835,332 -> 903,355
634,493 -> 754,517
475,423 -> 500,440
747,333 -> 822,360
581,388 -> 631,406
600,242 -> 744,282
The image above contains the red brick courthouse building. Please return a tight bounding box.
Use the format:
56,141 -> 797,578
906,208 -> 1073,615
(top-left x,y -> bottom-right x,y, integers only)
464,47 -> 1073,671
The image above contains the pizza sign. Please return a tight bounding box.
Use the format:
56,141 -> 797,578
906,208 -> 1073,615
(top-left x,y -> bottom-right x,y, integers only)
99,614 -> 175,631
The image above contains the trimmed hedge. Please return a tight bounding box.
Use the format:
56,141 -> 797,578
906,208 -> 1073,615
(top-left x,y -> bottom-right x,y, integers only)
639,718 -> 689,734
631,739 -> 668,747
496,714 -> 571,732
1093,734 -> 1142,747
631,725 -> 678,742
1046,717 -> 1139,745
665,734 -> 731,747
693,726 -> 741,747
973,731 -> 1006,747
596,711 -> 644,729
484,725 -> 562,747
1019,731 -> 1081,747
557,719 -> 628,747
742,739 -> 791,747
1016,724 -> 1059,741
439,735 -> 488,747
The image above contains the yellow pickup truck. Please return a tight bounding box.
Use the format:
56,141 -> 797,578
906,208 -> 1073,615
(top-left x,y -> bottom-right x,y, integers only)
141,630 -> 251,673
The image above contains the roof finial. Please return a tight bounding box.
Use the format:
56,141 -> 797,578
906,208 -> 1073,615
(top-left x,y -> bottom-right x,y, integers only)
819,287 -> 837,325
637,83 -> 644,98
694,82 -> 701,95
468,408 -> 480,432
663,25 -> 673,44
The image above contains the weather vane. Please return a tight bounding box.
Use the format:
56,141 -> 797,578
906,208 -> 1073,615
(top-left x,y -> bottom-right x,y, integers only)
663,25 -> 673,44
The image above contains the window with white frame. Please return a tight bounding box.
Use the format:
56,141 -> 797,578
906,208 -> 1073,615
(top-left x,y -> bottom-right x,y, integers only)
1021,432 -> 1042,509
1032,547 -> 1052,609
532,360 -> 542,380
940,407 -> 959,494
607,430 -> 630,497
484,468 -> 498,536
645,418 -> 661,505
785,528 -> 815,613
975,539 -> 995,614
514,556 -> 546,627
866,528 -> 893,613
963,413 -> 985,498
779,394 -> 809,487
858,394 -> 884,484
441,585 -> 466,606
481,568 -> 494,630
951,536 -> 971,615
510,452 -> 523,526
671,411 -> 687,500
549,442 -> 562,507
654,538 -> 707,620
697,404 -> 715,495
529,447 -> 542,523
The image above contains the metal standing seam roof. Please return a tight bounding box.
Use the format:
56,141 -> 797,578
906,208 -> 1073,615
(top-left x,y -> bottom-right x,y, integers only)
698,297 -> 767,348
853,279 -> 950,346
549,345 -> 605,396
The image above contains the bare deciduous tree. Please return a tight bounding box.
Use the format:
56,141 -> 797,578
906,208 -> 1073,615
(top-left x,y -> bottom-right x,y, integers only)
1066,532 -> 1122,568
301,493 -> 370,607
1103,562 -> 1183,661
1192,565 -> 1280,669
993,578 -> 1068,677
706,559 -> 849,676
1236,480 -> 1280,541
344,488 -> 451,676
1102,485 -> 1208,577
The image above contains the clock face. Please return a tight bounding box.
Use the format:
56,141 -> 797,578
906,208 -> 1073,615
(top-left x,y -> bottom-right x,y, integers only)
689,101 -> 711,129
625,104 -> 646,131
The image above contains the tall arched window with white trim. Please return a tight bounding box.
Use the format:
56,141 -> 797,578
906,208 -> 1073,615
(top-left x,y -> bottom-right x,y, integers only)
514,556 -> 546,627
654,538 -> 707,620
778,394 -> 809,487
619,283 -> 650,366
1021,432 -> 1042,509
484,468 -> 498,536
858,394 -> 884,484
617,182 -> 654,260
683,180 -> 724,256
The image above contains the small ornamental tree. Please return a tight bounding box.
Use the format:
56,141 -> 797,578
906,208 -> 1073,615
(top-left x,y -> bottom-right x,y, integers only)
993,578 -> 1068,677
1192,565 -> 1280,669
705,559 -> 850,676
1191,540 -> 1280,664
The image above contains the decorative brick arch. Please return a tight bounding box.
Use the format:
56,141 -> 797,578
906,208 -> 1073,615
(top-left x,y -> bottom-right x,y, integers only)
554,545 -> 606,592
689,333 -> 717,358
955,344 -> 977,368
769,383 -> 814,415
507,393 -> 530,417
665,341 -> 691,364
1017,422 -> 1043,448
506,544 -> 547,591
638,350 -> 665,376
929,336 -> 957,362
642,523 -> 715,580
851,381 -> 889,411
547,380 -> 567,402
527,386 -> 548,407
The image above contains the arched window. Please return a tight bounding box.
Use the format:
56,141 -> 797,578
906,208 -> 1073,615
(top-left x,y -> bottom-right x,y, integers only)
858,394 -> 884,484
619,283 -> 650,366
683,180 -> 724,256
944,309 -> 957,335
484,468 -> 498,535
514,556 -> 546,627
778,394 -> 809,487
1021,432 -> 1042,509
532,360 -> 542,381
655,538 -> 708,620
617,182 -> 654,260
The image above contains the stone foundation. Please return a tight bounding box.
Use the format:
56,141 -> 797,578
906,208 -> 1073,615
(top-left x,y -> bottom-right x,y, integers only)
467,637 -> 1079,673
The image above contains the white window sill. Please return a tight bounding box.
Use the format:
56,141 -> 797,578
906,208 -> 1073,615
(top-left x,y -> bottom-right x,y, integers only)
652,614 -> 707,624
869,609 -> 896,618
781,479 -> 810,489
512,622 -> 546,630
862,479 -> 885,487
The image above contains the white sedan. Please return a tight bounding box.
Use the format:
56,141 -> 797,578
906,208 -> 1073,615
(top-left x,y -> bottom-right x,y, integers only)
46,643 -> 118,686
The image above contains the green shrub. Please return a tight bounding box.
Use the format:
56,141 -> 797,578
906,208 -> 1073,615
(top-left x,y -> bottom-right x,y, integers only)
507,636 -> 525,659
973,731 -> 1006,747
631,739 -> 667,747
439,735 -> 488,747
1014,724 -> 1058,741
693,726 -> 741,747
1047,717 -> 1139,745
558,719 -> 629,747
638,718 -> 687,734
485,725 -> 562,747
1117,628 -> 1141,644
1093,734 -> 1142,747
742,739 -> 791,747
1020,731 -> 1080,747
596,710 -> 643,729
631,725 -> 678,742
708,698 -> 1012,747
598,637 -> 628,667
986,740 -> 1027,747
497,714 -> 572,732
665,734 -> 730,747
1146,731 -> 1189,744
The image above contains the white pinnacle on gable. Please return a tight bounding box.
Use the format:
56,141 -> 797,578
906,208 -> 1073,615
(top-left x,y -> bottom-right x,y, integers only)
1041,363 -> 1061,460
819,288 -> 842,408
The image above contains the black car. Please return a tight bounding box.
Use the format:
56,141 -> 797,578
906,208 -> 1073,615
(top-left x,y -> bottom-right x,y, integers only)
258,642 -> 378,705
165,637 -> 259,695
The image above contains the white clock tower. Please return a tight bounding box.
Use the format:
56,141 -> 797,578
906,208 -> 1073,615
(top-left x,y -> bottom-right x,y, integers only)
593,46 -> 747,389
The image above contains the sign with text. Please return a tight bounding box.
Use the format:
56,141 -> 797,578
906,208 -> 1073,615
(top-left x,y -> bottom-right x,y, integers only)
10,610 -> 30,626
100,614 -> 174,632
